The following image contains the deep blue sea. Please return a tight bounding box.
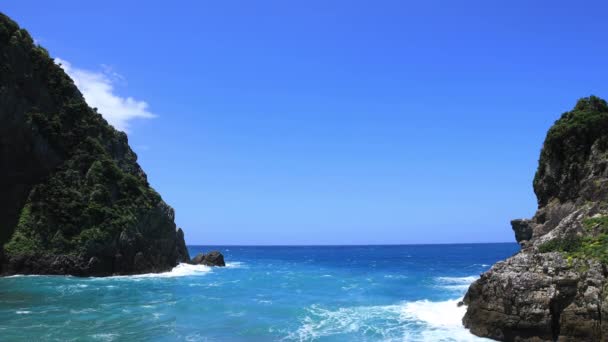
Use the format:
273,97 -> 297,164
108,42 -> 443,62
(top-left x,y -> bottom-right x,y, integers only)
0,244 -> 518,341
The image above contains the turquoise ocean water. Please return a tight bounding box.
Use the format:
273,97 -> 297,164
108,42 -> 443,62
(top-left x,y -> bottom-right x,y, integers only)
0,244 -> 518,341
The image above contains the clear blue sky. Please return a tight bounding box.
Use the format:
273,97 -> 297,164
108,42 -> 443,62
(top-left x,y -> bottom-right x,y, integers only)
5,1 -> 608,244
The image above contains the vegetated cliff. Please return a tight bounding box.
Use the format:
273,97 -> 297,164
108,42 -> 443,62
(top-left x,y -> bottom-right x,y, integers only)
463,96 -> 608,341
0,13 -> 190,276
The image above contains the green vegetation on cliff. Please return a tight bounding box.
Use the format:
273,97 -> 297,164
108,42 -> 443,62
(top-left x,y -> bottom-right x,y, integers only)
1,15 -> 158,256
534,96 -> 608,206
533,96 -> 608,264
539,215 -> 608,264
0,13 -> 188,275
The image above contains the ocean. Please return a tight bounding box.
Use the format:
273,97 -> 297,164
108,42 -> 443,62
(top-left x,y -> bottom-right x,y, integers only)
0,243 -> 518,341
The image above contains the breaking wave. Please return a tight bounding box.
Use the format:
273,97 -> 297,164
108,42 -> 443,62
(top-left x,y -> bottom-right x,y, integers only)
286,297 -> 488,341
286,275 -> 488,341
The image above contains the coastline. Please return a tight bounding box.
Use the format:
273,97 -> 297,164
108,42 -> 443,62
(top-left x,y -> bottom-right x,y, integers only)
0,244 -> 515,341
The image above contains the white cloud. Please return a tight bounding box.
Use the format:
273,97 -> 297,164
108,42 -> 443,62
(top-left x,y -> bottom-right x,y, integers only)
55,58 -> 155,132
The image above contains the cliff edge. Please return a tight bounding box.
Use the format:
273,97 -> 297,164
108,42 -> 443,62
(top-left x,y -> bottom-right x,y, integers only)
0,13 -> 190,276
463,96 -> 608,341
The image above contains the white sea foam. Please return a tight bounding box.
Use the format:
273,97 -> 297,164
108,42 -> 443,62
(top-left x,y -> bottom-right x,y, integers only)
97,263 -> 213,280
15,310 -> 31,315
401,298 -> 494,341
401,298 -> 492,341
285,303 -> 403,341
138,263 -> 213,278
286,298 -> 489,342
401,298 -> 465,327
9,262 -> 229,280
286,275 -> 489,341
94,261 -> 245,280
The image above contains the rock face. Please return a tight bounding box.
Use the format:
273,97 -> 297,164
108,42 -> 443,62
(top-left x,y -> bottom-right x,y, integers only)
0,13 -> 190,276
463,96 -> 608,341
191,251 -> 225,267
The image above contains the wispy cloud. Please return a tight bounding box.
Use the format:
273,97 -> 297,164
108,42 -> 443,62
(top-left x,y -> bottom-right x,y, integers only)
55,58 -> 155,132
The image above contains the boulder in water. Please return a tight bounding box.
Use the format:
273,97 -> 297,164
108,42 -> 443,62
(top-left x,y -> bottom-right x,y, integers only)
191,251 -> 225,267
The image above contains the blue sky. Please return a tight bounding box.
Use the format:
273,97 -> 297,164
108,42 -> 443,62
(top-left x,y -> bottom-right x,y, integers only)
5,1 -> 608,244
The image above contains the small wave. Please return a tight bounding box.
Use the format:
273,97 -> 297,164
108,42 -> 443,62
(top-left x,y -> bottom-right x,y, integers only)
384,274 -> 408,279
441,284 -> 471,292
340,284 -> 358,291
435,276 -> 478,284
225,261 -> 246,269
434,275 -> 478,295
228,311 -> 245,317
91,333 -> 119,341
5,274 -> 57,279
15,310 -> 31,315
70,308 -> 96,314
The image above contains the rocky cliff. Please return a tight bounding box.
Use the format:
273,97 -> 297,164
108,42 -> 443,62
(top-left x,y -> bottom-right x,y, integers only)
463,96 -> 608,341
0,13 -> 190,276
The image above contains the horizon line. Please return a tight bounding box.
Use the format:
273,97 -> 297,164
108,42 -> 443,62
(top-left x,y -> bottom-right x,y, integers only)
185,241 -> 516,247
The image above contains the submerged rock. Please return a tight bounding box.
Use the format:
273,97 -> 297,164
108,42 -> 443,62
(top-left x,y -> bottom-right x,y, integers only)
463,96 -> 608,341
191,251 -> 225,267
0,13 -> 190,276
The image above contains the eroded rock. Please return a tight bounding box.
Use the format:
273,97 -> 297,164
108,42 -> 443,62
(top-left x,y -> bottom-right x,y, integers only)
191,251 -> 225,267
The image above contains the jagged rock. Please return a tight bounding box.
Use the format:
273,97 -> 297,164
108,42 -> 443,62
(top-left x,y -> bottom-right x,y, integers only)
511,219 -> 533,246
463,252 -> 607,341
0,13 -> 190,276
191,253 -> 205,265
191,251 -> 225,267
464,96 -> 608,341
